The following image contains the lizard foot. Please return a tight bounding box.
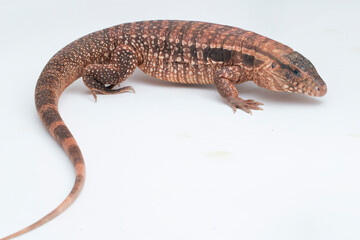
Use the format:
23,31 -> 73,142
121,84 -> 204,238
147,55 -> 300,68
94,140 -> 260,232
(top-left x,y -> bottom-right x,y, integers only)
227,97 -> 263,114
89,85 -> 135,102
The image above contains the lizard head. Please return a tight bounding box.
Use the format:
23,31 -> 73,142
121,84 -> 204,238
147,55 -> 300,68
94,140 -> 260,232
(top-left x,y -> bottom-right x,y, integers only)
254,48 -> 327,97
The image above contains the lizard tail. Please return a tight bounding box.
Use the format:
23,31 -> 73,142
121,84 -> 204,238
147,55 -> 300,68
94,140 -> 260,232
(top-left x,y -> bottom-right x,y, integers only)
1,69 -> 86,239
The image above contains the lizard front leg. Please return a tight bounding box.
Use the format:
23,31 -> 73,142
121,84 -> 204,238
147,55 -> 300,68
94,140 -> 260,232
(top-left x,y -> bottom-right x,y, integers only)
83,45 -> 138,101
214,66 -> 263,114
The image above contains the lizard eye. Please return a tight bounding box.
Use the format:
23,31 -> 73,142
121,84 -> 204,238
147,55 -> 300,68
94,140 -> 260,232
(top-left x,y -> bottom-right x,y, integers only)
271,62 -> 277,69
293,69 -> 300,76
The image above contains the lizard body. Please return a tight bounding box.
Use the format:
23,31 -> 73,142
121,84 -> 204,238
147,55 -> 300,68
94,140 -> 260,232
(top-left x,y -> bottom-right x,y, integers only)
1,20 -> 326,240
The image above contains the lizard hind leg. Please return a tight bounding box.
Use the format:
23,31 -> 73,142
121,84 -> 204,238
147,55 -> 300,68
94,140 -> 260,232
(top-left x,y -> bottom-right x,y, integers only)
83,45 -> 138,101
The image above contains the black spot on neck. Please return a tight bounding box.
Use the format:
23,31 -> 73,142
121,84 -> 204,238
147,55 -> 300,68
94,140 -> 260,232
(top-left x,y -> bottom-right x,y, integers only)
190,45 -> 198,61
242,54 -> 255,66
203,47 -> 232,62
203,47 -> 210,62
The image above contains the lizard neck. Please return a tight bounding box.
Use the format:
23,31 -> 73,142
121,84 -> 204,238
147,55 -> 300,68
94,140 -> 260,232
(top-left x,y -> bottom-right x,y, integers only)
252,36 -> 293,90
232,31 -> 260,84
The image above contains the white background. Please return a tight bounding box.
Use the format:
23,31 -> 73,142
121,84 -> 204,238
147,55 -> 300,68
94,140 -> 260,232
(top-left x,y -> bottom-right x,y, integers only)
1,0 -> 360,239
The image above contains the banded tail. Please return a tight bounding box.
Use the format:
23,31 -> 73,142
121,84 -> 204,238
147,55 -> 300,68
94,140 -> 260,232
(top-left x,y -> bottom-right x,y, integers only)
1,45 -> 87,240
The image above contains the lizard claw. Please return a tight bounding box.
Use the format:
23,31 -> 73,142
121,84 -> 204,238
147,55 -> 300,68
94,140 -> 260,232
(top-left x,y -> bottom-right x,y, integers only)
89,86 -> 135,102
90,90 -> 98,102
228,98 -> 264,114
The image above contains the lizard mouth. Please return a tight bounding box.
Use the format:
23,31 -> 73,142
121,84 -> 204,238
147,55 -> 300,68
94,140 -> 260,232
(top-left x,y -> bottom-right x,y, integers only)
270,72 -> 327,97
298,79 -> 327,97
310,83 -> 327,97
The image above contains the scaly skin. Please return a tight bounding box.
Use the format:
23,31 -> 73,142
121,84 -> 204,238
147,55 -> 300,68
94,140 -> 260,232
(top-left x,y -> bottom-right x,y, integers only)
1,20 -> 327,240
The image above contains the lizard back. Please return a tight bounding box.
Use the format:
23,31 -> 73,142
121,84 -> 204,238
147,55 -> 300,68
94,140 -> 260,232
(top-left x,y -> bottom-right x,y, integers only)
112,20 -> 250,84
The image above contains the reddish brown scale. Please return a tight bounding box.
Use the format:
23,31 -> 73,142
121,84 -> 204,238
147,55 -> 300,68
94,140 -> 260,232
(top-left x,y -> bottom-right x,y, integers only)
117,21 -> 242,84
1,20 -> 326,240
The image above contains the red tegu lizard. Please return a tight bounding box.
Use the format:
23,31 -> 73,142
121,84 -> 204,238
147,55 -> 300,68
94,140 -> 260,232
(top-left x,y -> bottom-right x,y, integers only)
1,20 -> 327,240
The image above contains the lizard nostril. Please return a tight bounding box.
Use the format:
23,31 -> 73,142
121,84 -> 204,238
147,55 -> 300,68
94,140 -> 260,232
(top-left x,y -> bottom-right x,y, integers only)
315,86 -> 320,92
